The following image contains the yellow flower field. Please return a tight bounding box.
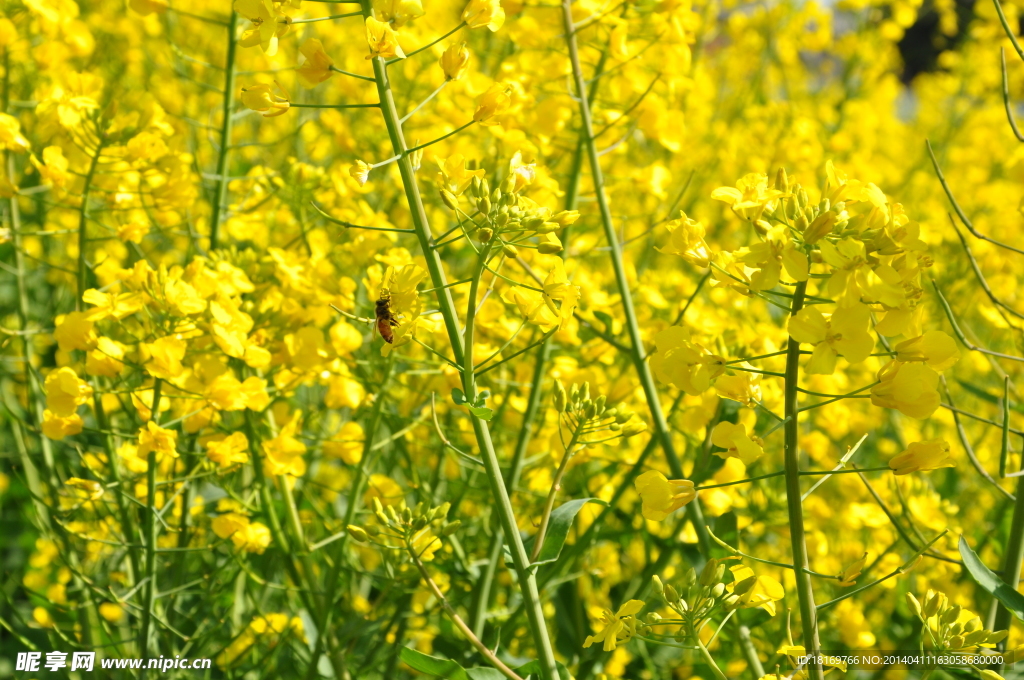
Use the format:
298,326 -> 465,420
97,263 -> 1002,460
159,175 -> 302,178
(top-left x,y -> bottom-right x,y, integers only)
2,0 -> 1024,678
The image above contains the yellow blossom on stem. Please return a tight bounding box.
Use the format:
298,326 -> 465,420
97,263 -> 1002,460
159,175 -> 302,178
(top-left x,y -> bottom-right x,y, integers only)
263,416 -> 307,477
837,552 -> 868,586
635,470 -> 697,521
86,337 -> 126,377
788,302 -> 874,375
30,146 -> 69,192
583,600 -> 644,651
711,421 -> 764,465
462,0 -> 505,31
541,260 -> 581,330
711,172 -> 786,222
206,432 -> 251,468
295,38 -> 333,88
241,81 -> 290,118
0,113 -> 30,152
137,421 -> 179,463
870,360 -> 940,419
473,83 -> 512,124
44,367 -> 93,417
365,17 -> 405,60
439,42 -> 470,81
657,212 -> 711,268
128,0 -> 168,15
894,330 -> 960,371
649,326 -> 725,395
889,439 -> 954,475
350,160 -> 371,186
42,411 -> 83,440
436,155 -> 484,196
373,0 -> 425,27
54,311 -> 96,352
726,565 -> 785,615
234,0 -> 290,56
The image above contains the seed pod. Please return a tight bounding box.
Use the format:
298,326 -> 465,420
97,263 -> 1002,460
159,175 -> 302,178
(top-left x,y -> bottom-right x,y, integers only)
502,244 -> 519,258
346,525 -> 369,542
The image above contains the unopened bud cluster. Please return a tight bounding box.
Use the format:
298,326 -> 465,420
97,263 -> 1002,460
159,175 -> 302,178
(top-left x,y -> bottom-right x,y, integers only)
553,380 -> 647,439
905,590 -> 1007,651
347,498 -> 459,544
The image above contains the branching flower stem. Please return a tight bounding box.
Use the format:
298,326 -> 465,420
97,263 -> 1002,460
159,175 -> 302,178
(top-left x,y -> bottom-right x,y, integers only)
209,11 -> 238,251
560,0 -> 712,556
360,2 -> 558,676
531,420 -> 584,561
783,281 -> 825,680
408,545 -> 525,680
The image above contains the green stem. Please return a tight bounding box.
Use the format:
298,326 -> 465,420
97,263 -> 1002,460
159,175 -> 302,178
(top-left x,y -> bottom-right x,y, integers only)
209,11 -> 237,251
76,137 -> 105,308
139,379 -> 164,658
360,3 -> 557,675
559,0 -> 711,557
783,281 -> 824,680
531,421 -> 583,561
994,454 -> 1024,667
695,636 -> 728,680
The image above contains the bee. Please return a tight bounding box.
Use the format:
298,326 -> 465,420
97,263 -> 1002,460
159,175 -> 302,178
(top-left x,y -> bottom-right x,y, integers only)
374,286 -> 400,344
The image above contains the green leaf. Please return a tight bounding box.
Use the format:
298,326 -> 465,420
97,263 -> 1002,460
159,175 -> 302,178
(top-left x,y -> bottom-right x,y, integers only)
465,670 -> 505,680
958,535 -> 1024,621
451,388 -> 468,405
525,498 -> 607,565
517,660 -> 572,680
400,648 -> 468,679
468,405 -> 493,420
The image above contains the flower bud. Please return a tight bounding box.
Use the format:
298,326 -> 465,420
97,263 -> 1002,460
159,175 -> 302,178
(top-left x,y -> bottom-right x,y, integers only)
551,209 -> 580,226
553,381 -> 567,412
478,227 -> 494,242
905,592 -> 922,617
621,420 -> 647,437
583,400 -> 597,420
683,567 -> 697,587
412,516 -> 427,531
502,173 -> 516,194
804,210 -> 836,244
652,575 -> 664,596
441,520 -> 461,536
710,582 -> 726,599
374,497 -> 390,525
699,559 -> 719,587
941,604 -> 961,625
665,583 -> 679,602
774,167 -> 788,192
440,188 -> 459,211
594,395 -> 606,414
478,196 -> 491,214
366,525 -> 380,536
346,525 -> 369,542
502,244 -> 519,258
435,501 -> 451,519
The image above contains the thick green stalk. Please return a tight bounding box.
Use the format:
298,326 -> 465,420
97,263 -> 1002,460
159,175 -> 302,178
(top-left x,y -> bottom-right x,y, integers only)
139,379 -> 163,658
994,467 -> 1024,667
209,10 -> 238,251
783,281 -> 824,680
470,337 -> 550,638
76,138 -> 105,308
559,0 -> 711,555
304,356 -> 394,680
360,4 -> 557,675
